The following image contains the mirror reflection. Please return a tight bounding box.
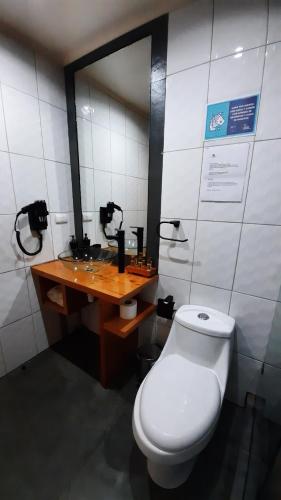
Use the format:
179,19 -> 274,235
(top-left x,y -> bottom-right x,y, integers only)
75,37 -> 151,259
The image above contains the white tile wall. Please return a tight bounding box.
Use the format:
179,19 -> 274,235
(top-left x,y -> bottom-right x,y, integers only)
50,213 -> 74,256
0,34 -> 72,376
138,179 -> 148,211
21,223 -> 54,267
0,215 -> 24,272
244,139 -> 281,224
268,0 -> 281,44
0,269 -> 31,327
26,267 -> 40,313
0,34 -> 38,96
264,303 -> 281,368
0,152 -> 16,213
36,55 -> 66,110
2,85 -> 43,157
198,143 -> 253,222
40,100 -> 70,163
138,144 -> 149,179
230,292 -> 278,361
82,214 -> 96,244
92,123 -> 111,171
190,282 -> 231,314
10,154 -> 48,211
208,47 -> 265,104
212,0 -> 267,60
112,173 -> 126,209
227,352 -> 262,407
158,219 -> 196,280
0,316 -> 37,373
0,89 -> 8,151
0,1 -> 281,423
32,310 -> 49,353
157,275 -> 190,309
192,221 -> 241,289
234,224 -> 281,301
256,42 -> 281,140
80,167 -> 95,212
75,76 -> 91,120
167,0 -> 213,74
109,98 -> 125,135
111,132 -> 125,174
161,149 -> 202,220
91,88 -> 110,127
77,117 -> 93,168
160,1 -> 281,418
164,63 -> 209,151
0,344 -> 5,377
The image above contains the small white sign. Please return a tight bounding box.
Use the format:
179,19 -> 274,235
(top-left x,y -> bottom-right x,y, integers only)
200,143 -> 249,202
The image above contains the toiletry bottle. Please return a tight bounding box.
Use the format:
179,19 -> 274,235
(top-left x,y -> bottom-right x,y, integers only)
69,235 -> 79,259
83,233 -> 90,247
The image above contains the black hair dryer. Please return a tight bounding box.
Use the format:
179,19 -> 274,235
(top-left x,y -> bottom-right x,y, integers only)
14,200 -> 49,256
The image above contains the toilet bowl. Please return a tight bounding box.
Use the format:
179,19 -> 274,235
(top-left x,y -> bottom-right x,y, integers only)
133,305 -> 235,489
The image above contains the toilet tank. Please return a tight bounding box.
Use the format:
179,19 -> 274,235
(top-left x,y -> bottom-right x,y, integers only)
163,305 -> 235,394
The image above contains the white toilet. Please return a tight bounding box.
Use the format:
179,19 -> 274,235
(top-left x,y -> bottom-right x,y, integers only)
133,305 -> 235,489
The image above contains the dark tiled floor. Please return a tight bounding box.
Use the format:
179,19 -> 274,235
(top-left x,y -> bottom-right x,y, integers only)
0,348 -> 277,500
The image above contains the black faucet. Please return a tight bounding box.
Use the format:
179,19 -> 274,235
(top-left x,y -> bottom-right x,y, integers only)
130,226 -> 144,256
102,226 -> 125,273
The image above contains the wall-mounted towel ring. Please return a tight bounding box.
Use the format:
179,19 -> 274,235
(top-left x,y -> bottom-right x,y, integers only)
156,220 -> 188,243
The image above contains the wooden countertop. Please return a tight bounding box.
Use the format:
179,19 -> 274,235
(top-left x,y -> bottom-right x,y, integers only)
31,260 -> 158,304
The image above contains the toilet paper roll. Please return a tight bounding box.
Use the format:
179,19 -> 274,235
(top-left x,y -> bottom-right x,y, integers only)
120,299 -> 137,320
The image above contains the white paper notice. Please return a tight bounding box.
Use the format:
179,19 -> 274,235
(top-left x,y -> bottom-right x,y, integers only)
200,143 -> 249,202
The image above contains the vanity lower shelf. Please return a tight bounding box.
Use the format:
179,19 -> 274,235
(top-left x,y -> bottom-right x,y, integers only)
31,260 -> 158,387
104,301 -> 156,339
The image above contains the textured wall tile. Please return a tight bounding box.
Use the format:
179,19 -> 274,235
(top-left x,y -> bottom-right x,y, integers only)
159,219 -> 196,280
212,0 -> 267,59
167,0 -> 212,74
193,221 -> 241,289
190,282 -> 231,314
234,224 -> 281,300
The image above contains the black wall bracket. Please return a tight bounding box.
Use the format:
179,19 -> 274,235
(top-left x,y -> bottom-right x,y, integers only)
157,295 -> 175,320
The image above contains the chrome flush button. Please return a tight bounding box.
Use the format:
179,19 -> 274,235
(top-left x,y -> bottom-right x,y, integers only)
198,313 -> 209,320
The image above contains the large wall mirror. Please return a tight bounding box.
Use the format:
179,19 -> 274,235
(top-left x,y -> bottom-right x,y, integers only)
65,16 -> 168,267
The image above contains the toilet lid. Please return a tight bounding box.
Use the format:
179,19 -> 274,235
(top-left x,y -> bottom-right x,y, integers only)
140,354 -> 221,453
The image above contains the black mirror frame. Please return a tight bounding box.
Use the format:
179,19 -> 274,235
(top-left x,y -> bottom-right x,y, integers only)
64,15 -> 168,267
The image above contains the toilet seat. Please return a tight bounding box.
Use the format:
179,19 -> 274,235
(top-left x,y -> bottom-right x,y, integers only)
140,354 -> 221,453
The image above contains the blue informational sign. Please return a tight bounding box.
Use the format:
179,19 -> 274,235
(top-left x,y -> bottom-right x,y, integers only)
205,95 -> 259,140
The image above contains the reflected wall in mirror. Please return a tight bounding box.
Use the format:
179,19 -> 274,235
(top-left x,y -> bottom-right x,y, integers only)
75,37 -> 151,253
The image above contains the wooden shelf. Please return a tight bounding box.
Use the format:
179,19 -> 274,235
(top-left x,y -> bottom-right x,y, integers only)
104,300 -> 156,338
42,297 -> 66,315
36,275 -> 88,316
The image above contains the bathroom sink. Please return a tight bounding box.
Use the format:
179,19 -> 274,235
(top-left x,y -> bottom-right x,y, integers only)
58,249 -> 114,273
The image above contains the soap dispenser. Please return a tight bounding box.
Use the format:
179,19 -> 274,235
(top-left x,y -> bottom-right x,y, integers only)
83,233 -> 90,247
69,235 -> 79,259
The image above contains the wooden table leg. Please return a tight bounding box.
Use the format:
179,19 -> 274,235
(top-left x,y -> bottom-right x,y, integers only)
98,299 -> 138,388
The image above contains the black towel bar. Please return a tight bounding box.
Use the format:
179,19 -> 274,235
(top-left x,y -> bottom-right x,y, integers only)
156,220 -> 188,243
